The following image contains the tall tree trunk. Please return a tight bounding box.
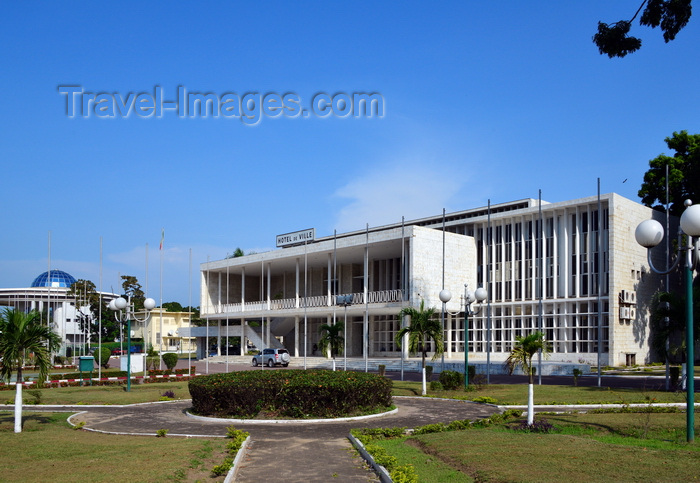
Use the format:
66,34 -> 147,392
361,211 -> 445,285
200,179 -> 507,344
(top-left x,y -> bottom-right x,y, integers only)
527,383 -> 534,425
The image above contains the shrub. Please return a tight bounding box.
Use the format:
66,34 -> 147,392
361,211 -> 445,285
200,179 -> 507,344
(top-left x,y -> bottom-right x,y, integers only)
438,370 -> 463,390
162,353 -> 179,371
391,465 -> 418,483
413,423 -> 447,435
472,396 -> 498,404
189,369 -> 392,418
146,356 -> 160,371
429,381 -> 443,391
515,418 -> 555,433
156,428 -> 169,437
95,346 -> 112,369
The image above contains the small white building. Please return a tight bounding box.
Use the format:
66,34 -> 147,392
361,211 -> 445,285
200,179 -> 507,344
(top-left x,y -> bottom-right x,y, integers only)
198,193 -> 673,366
0,270 -> 118,356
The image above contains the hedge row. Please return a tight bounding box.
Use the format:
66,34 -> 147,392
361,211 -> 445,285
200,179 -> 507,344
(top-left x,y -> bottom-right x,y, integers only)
189,369 -> 393,418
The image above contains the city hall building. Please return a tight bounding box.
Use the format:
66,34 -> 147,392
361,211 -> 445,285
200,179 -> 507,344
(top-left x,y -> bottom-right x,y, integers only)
197,193 -> 670,366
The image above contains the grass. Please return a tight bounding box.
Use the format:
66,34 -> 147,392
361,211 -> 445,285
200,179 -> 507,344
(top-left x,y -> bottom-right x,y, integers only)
2,378 -> 689,406
391,380 -> 688,405
0,412 -> 229,482
1,377 -> 697,482
1,381 -> 192,405
372,412 -> 700,482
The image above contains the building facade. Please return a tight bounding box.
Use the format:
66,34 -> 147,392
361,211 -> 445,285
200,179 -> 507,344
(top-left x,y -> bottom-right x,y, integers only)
0,270 -> 118,356
199,193 -> 670,366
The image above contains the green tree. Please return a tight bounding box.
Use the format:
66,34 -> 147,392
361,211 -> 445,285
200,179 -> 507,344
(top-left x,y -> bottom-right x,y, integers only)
318,321 -> 344,360
121,275 -> 145,310
0,309 -> 61,433
231,247 -> 245,258
505,331 -> 550,425
162,301 -> 184,312
649,289 -> 700,363
594,0 -> 692,58
639,131 -> 700,216
395,300 -> 443,396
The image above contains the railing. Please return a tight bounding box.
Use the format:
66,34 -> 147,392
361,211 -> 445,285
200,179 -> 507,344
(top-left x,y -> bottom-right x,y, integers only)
206,289 -> 404,315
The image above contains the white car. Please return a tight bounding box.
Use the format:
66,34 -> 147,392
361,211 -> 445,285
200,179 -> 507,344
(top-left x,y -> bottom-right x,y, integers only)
252,348 -> 291,367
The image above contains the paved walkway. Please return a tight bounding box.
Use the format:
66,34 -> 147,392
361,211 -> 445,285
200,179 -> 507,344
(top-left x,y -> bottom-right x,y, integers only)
54,397 -> 497,482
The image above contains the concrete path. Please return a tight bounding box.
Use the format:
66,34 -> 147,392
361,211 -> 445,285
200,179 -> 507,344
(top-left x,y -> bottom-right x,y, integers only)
59,397 -> 497,482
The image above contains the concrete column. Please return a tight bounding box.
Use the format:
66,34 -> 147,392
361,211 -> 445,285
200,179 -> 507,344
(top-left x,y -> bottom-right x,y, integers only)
241,267 -> 246,311
295,258 -> 300,308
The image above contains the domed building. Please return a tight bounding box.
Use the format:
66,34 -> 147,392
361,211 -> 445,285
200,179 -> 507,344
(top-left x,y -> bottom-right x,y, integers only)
0,270 -> 118,356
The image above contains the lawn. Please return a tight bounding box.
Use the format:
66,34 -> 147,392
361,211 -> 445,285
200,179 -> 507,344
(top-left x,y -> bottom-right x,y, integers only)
391,380 -> 688,405
0,412 -> 230,482
1,377 -> 697,482
372,412 -> 700,482
1,381 -> 192,405
1,377 -> 690,406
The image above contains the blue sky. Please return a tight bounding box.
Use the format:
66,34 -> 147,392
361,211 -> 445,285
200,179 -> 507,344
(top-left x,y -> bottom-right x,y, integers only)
2,2 -> 699,306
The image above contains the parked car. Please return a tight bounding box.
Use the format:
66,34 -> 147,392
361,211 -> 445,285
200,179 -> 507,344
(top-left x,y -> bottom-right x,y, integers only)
111,348 -> 126,356
252,348 -> 291,367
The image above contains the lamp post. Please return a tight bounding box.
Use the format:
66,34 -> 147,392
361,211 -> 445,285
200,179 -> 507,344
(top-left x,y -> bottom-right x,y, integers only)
109,296 -> 156,392
464,285 -> 487,389
635,199 -> 700,443
439,289 -> 452,372
336,294 -> 352,371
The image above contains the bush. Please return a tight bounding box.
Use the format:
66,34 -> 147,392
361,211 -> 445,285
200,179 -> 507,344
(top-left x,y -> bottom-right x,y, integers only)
146,356 -> 160,371
189,369 -> 393,418
438,370 -> 463,390
429,381 -> 443,391
95,346 -> 112,369
514,418 -> 555,433
162,353 -> 179,371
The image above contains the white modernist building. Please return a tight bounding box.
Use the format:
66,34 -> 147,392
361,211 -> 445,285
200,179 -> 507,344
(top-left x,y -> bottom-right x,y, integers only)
0,270 -> 119,356
198,193 -> 671,366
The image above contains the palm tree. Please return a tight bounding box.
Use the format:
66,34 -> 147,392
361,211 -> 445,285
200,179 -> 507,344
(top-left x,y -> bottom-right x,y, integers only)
318,321 -> 344,370
0,309 -> 61,433
505,331 -> 550,425
395,300 -> 443,395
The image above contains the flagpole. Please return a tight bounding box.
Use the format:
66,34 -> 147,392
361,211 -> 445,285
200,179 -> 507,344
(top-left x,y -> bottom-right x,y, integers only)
188,248 -> 192,377
145,242 -> 149,379
159,228 -> 164,369
98,236 -> 103,380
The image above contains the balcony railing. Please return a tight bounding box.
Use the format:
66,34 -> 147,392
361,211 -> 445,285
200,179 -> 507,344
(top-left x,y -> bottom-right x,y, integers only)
210,289 -> 404,315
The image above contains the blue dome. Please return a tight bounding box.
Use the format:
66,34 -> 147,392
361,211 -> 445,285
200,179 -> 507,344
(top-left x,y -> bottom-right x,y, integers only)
31,270 -> 77,288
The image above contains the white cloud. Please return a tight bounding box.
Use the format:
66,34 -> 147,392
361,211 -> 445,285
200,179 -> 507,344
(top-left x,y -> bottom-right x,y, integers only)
332,159 -> 464,232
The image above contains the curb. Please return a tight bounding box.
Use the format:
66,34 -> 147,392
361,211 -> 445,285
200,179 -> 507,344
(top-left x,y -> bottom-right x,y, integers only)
347,432 -> 392,483
185,407 -> 399,424
224,435 -> 251,483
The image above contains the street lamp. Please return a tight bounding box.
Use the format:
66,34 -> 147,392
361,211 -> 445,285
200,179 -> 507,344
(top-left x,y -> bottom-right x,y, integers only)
464,285 -> 487,389
635,199 -> 700,443
439,289 -> 452,372
109,296 -> 156,392
336,294 -> 353,371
